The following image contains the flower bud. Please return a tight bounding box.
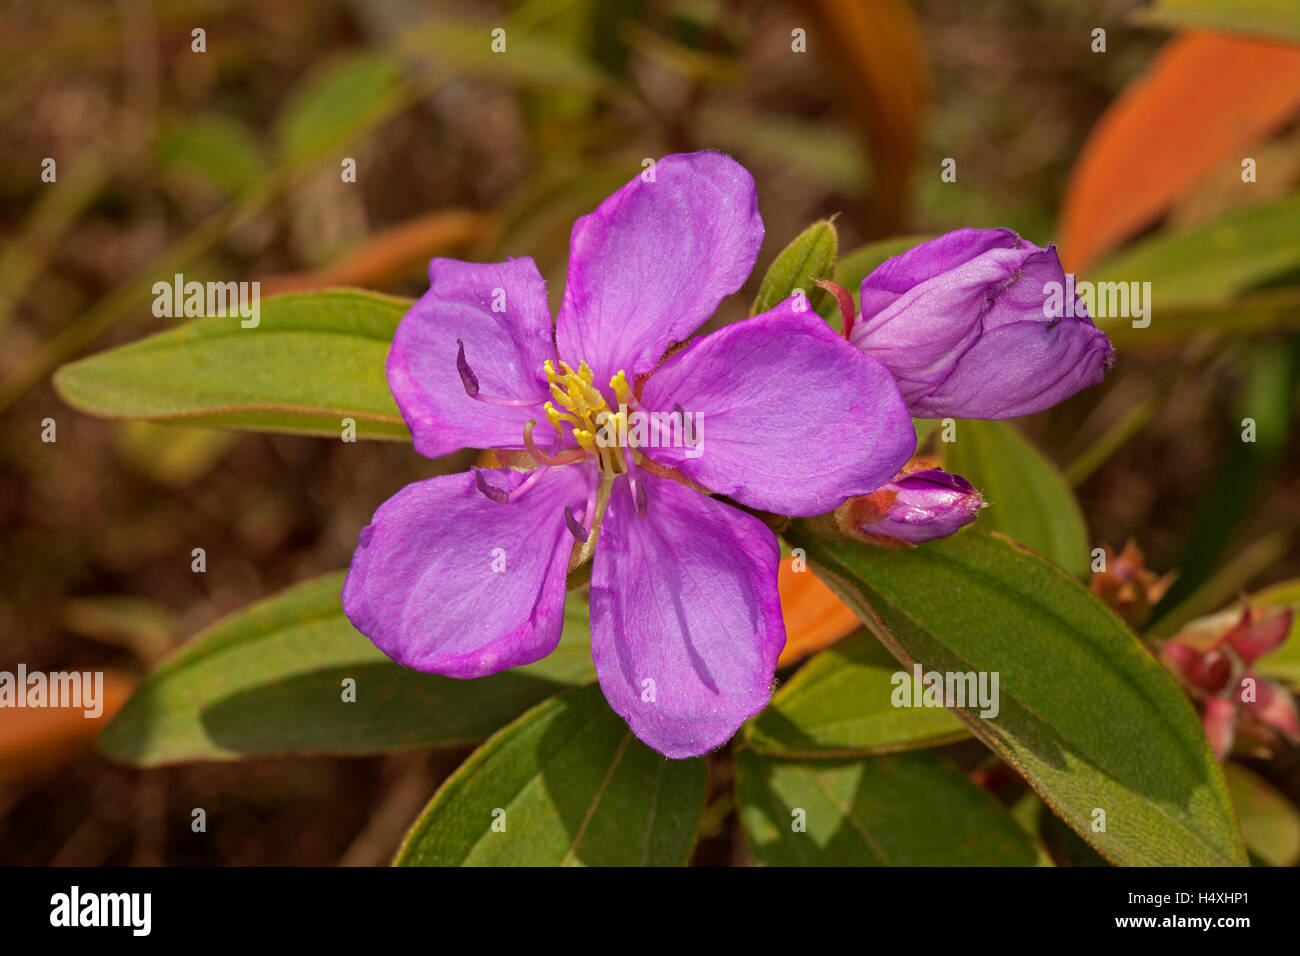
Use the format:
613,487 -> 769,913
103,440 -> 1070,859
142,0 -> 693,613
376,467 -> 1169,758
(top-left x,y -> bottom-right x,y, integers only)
849,227 -> 1114,419
842,468 -> 984,546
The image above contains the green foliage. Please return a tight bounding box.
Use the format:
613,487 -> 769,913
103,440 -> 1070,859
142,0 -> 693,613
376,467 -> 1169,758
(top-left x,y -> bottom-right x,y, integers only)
157,116 -> 268,198
747,630 -> 967,756
943,420 -> 1090,577
1131,0 -> 1300,43
1092,194 -> 1300,343
751,218 -> 838,316
782,525 -> 1248,866
395,684 -> 706,866
99,575 -> 593,765
54,290 -> 412,440
276,53 -> 408,165
735,747 -> 1043,865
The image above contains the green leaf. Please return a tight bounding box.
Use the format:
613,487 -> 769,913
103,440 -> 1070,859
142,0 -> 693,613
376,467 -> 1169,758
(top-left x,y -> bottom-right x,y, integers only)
697,106 -> 864,196
1225,761 -> 1300,867
157,116 -> 267,197
751,218 -> 838,317
747,630 -> 968,756
395,684 -> 706,866
98,574 -> 594,766
54,290 -> 411,440
397,18 -> 610,94
1131,0 -> 1300,44
276,53 -> 408,165
782,525 -> 1249,866
735,747 -> 1044,866
1090,194 -> 1300,323
942,419 -> 1090,577
834,235 -> 930,293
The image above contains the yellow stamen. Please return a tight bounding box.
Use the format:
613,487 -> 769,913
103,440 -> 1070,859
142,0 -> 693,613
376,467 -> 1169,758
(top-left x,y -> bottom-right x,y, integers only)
550,382 -> 578,413
610,370 -> 632,406
544,402 -> 579,433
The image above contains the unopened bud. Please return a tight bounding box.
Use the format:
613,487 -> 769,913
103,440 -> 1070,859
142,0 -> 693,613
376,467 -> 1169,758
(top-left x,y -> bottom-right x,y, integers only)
841,468 -> 984,547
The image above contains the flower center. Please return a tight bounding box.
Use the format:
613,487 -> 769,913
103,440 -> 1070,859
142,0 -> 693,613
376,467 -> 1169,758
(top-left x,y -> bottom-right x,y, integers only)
455,339 -> 654,561
534,360 -> 635,479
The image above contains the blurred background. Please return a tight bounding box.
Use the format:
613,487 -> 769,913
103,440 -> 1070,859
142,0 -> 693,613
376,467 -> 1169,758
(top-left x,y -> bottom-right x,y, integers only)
2,0 -> 1300,865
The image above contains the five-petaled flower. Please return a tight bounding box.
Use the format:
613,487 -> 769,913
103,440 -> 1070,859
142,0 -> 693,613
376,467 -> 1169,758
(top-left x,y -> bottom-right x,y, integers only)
343,151 -> 915,758
1161,604 -> 1300,760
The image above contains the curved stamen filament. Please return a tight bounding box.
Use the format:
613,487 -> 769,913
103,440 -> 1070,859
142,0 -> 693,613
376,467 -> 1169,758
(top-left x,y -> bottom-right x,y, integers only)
623,447 -> 647,519
523,420 -> 588,467
573,472 -> 613,567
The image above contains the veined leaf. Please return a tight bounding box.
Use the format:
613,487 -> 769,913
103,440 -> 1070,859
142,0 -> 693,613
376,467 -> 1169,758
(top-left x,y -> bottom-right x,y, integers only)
395,684 -> 706,866
750,629 -> 968,756
98,574 -> 593,765
783,525 -> 1248,866
735,747 -> 1043,866
54,289 -> 412,440
942,419 -> 1090,577
751,218 -> 838,316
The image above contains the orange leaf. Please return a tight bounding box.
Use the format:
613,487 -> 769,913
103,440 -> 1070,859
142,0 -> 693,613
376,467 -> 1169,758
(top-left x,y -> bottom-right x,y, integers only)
0,670 -> 135,783
260,208 -> 495,295
808,0 -> 931,236
775,555 -> 861,668
1060,32 -> 1300,273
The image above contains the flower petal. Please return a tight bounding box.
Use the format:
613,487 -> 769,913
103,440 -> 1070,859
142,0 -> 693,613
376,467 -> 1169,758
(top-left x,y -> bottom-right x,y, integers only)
343,466 -> 588,678
858,227 -> 1020,321
555,151 -> 763,387
916,310 -> 1113,418
1245,676 -> 1300,742
589,471 -> 784,758
1203,696 -> 1237,761
388,257 -> 557,459
637,299 -> 915,515
1227,606 -> 1294,664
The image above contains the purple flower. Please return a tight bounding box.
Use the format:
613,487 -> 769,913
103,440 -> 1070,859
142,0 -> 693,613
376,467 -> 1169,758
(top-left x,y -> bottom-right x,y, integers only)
844,467 -> 984,546
343,151 -> 915,758
848,228 -> 1115,419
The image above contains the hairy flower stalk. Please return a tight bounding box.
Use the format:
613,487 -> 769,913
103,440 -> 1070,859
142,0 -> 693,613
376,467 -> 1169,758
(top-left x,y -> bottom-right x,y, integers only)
344,152 -> 916,758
